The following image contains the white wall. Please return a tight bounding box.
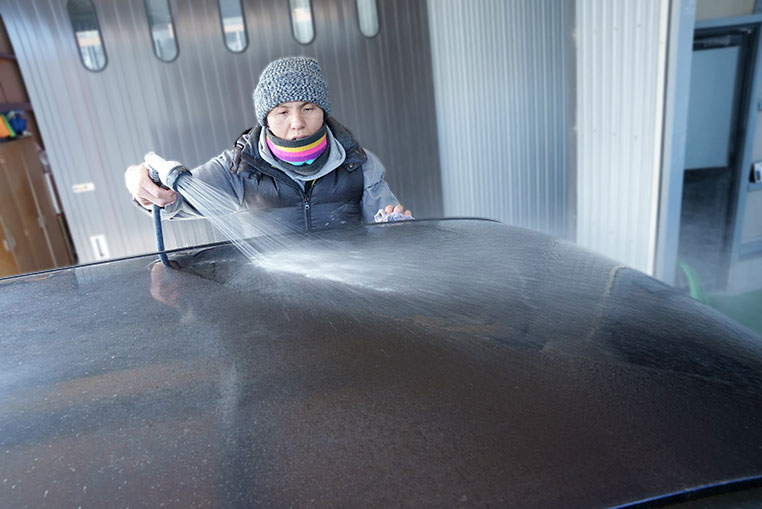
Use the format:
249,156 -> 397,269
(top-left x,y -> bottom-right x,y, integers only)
576,0 -> 670,274
426,0 -> 572,239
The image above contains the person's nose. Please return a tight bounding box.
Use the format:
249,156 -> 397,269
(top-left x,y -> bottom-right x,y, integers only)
290,112 -> 306,130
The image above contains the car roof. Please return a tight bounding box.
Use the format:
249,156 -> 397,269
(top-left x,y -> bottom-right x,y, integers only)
2,219 -> 762,507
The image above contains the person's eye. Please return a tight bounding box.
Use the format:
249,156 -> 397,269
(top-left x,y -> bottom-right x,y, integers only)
279,111 -> 288,115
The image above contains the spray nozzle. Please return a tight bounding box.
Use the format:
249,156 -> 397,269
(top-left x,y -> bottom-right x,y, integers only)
144,152 -> 190,191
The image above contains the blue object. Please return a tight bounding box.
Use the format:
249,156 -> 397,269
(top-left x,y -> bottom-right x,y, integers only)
3,110 -> 27,134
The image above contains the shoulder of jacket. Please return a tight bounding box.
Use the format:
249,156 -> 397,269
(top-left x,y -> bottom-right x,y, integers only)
359,150 -> 388,186
231,126 -> 263,174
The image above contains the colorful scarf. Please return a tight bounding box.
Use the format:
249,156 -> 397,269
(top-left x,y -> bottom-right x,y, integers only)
265,124 -> 328,166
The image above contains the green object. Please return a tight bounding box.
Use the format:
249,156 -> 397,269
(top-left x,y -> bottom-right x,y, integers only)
678,261 -> 705,302
1,114 -> 17,138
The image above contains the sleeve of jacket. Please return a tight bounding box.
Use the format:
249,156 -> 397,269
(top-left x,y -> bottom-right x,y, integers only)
159,149 -> 246,220
361,151 -> 400,223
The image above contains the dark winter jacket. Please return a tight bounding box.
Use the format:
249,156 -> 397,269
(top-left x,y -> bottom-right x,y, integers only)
161,118 -> 399,233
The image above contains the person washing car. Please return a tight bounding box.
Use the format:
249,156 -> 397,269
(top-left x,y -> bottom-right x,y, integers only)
124,56 -> 411,230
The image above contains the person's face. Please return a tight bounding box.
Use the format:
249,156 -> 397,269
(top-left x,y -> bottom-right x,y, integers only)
266,101 -> 324,140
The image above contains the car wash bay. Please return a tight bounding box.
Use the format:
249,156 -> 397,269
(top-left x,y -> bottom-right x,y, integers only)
0,0 -> 761,334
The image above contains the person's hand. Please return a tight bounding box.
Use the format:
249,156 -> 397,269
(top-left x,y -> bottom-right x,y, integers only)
374,204 -> 413,223
125,163 -> 177,210
384,204 -> 413,218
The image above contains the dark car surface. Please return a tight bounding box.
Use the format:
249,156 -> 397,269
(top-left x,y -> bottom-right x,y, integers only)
2,219 -> 762,507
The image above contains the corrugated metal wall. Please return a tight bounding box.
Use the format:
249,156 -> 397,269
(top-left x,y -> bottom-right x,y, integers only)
576,0 -> 669,274
426,0 -> 573,239
2,0 -> 442,263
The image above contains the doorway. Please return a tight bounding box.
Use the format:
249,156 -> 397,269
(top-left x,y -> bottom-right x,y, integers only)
677,26 -> 755,292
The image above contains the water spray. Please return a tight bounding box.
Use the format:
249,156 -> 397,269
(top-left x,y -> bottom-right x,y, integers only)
140,151 -> 398,271
142,151 -> 280,265
143,152 -> 190,268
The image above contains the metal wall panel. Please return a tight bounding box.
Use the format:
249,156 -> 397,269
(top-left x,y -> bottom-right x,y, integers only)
426,0 -> 572,238
2,0 -> 442,263
576,0 -> 669,274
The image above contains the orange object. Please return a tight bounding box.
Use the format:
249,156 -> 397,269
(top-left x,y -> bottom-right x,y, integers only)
0,114 -> 11,139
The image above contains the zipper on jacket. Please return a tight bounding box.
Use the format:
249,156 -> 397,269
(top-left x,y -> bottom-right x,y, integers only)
241,152 -> 317,232
304,179 -> 316,232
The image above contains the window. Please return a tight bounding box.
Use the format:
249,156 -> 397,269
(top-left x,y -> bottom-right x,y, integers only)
144,0 -> 179,62
289,0 -> 315,45
356,0 -> 380,38
218,0 -> 248,53
66,0 -> 107,72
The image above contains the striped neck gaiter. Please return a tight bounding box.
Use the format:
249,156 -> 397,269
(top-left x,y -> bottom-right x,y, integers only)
265,124 -> 328,167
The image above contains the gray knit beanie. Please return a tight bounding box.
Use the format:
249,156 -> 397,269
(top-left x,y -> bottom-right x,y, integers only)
253,56 -> 331,126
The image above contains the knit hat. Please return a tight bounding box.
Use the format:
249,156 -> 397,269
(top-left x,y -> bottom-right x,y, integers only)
253,56 -> 331,126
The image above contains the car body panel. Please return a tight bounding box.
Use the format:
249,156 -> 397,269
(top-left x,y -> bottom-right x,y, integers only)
1,219 -> 762,507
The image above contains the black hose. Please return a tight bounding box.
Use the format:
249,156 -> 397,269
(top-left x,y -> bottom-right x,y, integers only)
152,204 -> 171,267
147,164 -> 189,269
